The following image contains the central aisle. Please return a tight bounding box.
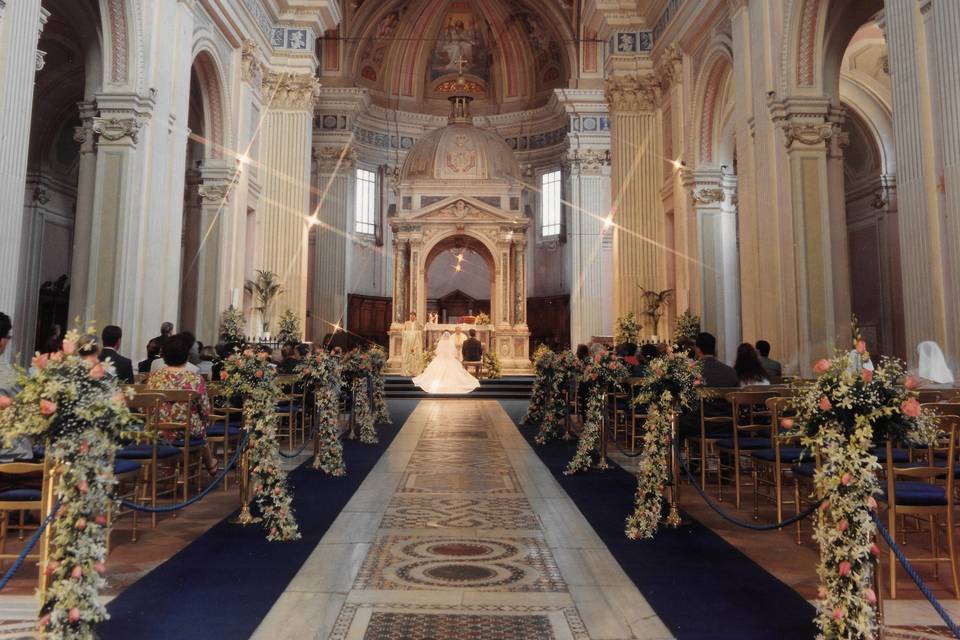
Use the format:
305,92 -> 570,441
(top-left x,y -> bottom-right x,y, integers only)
252,400 -> 672,640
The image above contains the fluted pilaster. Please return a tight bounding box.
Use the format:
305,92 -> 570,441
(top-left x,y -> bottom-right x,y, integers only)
605,74 -> 664,333
311,144 -> 353,340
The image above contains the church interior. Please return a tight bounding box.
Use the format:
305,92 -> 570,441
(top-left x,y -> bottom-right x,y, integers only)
1,0 -> 959,638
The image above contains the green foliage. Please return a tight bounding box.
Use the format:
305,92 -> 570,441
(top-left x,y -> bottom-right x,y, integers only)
275,309 -> 301,347
219,306 -> 246,349
614,312 -> 641,345
674,310 -> 700,343
244,270 -> 284,332
482,351 -> 502,379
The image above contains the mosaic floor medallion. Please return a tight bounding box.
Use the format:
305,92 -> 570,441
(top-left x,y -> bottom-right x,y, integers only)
380,496 -> 540,530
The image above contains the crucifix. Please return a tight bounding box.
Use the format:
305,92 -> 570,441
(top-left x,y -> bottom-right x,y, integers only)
455,55 -> 468,75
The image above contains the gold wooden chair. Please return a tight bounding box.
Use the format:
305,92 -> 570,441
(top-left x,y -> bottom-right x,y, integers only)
751,396 -> 805,524
206,384 -> 243,491
715,390 -> 780,508
881,405 -> 960,598
120,392 -> 181,528
0,460 -> 48,570
689,387 -> 738,498
276,374 -> 304,448
157,390 -> 206,502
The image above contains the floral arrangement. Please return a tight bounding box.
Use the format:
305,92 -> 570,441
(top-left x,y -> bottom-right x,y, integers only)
565,350 -> 628,474
341,351 -> 377,444
535,350 -> 582,445
625,347 -> 703,539
368,346 -> 391,425
482,351 -> 502,379
219,350 -> 300,541
674,310 -> 700,343
296,351 -> 345,476
522,348 -> 555,426
614,312 -> 641,345
474,312 -> 490,326
275,309 -> 301,347
0,329 -> 138,639
219,306 -> 246,351
787,332 -> 938,639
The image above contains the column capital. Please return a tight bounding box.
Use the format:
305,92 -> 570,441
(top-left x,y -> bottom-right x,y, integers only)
654,44 -> 683,91
263,71 -> 321,111
198,162 -> 240,203
768,95 -> 845,149
314,143 -> 355,172
91,116 -> 141,145
604,74 -> 660,113
565,148 -> 611,175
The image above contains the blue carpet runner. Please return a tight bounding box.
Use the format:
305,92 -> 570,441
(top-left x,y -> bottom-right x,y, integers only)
100,399 -> 419,640
498,399 -> 817,640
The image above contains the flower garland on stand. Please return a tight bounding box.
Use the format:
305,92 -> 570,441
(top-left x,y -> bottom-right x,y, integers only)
788,333 -> 938,639
522,347 -> 555,427
369,346 -> 391,425
219,350 -> 300,541
0,330 -> 137,639
342,351 -> 377,444
482,351 -> 502,379
534,351 -> 581,445
625,348 -> 703,539
296,351 -> 345,476
565,350 -> 627,474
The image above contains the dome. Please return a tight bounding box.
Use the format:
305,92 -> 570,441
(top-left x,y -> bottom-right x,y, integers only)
399,120 -> 521,183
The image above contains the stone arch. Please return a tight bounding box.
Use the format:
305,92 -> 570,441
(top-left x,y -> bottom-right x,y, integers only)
693,46 -> 733,165
423,234 -> 497,321
101,0 -> 139,87
190,48 -> 228,159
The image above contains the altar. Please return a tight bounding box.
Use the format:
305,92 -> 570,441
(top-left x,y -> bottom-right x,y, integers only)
423,323 -> 494,353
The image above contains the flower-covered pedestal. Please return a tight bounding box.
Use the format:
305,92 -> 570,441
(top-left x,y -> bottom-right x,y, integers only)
342,351 -> 378,444
565,350 -> 627,475
625,348 -> 702,540
369,346 -> 391,425
789,335 -> 937,639
297,351 -> 346,476
531,351 -> 581,446
220,350 -> 300,541
0,331 -> 137,639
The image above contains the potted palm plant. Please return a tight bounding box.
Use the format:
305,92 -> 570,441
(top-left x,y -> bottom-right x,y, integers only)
245,270 -> 284,336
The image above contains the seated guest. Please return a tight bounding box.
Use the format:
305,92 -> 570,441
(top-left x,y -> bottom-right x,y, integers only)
152,335 -> 199,373
575,344 -> 590,361
99,325 -> 134,384
639,343 -> 660,364
146,333 -> 217,475
183,331 -> 201,366
276,344 -> 302,374
151,321 -> 174,348
139,338 -> 162,374
0,312 -> 32,461
734,343 -> 770,386
461,329 -> 484,363
755,340 -> 782,378
197,346 -> 216,377
695,332 -> 739,387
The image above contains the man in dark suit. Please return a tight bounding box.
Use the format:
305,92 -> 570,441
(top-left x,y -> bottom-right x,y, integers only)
100,325 -> 135,383
678,332 -> 739,440
461,329 -> 484,364
755,340 -> 782,378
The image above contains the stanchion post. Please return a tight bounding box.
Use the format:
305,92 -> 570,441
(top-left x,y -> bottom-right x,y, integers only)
312,399 -> 321,467
562,388 -> 574,441
347,386 -> 358,440
667,410 -> 681,524
596,391 -> 610,470
230,440 -> 261,525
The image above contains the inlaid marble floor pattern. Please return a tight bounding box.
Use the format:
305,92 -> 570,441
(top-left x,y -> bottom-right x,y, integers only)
252,400 -> 672,640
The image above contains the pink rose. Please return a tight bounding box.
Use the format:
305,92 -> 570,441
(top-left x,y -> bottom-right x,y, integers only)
813,359 -> 832,374
32,353 -> 48,370
49,351 -> 62,362
837,519 -> 848,532
838,561 -> 852,577
274,486 -> 282,495
75,517 -> 86,531
856,340 -> 867,354
94,562 -> 106,575
243,349 -> 254,357
905,376 -> 919,390
901,397 -> 921,418
95,514 -> 107,526
68,608 -> 81,623
820,500 -> 830,512
71,565 -> 83,579
89,363 -> 105,379
832,608 -> 845,621
818,396 -> 832,411
220,371 -> 228,381
861,368 -> 873,382
841,473 -> 852,486
693,377 -> 702,386
865,588 -> 877,603
817,587 -> 827,600
780,417 -> 794,429
39,399 -> 57,416
77,480 -> 89,493
79,441 -> 89,454
870,543 -> 881,556
866,496 -> 878,511
0,396 -> 11,409
653,368 -> 664,377
111,392 -> 125,406
255,370 -> 264,378
61,340 -> 76,355
44,560 -> 59,576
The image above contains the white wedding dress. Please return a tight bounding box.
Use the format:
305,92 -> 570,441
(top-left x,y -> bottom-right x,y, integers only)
413,332 -> 481,394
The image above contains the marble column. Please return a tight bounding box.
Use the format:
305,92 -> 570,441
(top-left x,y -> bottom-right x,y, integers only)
567,149 -> 612,344
605,74 -> 665,334
0,0 -> 47,357
258,71 -> 318,332
883,1 -> 948,361
67,101 -> 99,322
311,144 -> 353,340
513,239 -> 527,327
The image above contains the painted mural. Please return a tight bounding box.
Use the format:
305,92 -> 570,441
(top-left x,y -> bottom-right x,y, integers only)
430,6 -> 491,84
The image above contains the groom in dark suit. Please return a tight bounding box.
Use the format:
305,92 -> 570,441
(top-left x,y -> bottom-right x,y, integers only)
100,325 -> 135,384
461,329 -> 484,364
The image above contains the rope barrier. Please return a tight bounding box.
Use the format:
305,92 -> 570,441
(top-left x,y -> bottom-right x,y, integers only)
674,439 -> 824,531
277,422 -> 318,459
117,432 -> 249,513
0,500 -> 59,592
871,512 -> 960,639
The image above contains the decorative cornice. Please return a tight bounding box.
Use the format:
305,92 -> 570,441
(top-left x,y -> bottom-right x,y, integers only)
691,187 -> 725,204
262,71 -> 320,111
91,117 -> 141,144
604,74 -> 660,113
566,149 -> 611,175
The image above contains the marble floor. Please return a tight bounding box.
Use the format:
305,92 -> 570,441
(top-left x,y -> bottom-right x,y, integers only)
251,400 -> 672,640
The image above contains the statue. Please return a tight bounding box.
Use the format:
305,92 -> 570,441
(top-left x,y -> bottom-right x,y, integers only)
401,312 -> 424,376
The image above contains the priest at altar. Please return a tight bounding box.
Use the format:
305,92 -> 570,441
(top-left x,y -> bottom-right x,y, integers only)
400,312 -> 423,376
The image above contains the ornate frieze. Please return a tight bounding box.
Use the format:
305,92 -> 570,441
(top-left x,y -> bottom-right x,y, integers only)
262,71 -> 320,111
778,121 -> 840,148
690,187 -> 725,205
605,74 -> 661,113
198,183 -> 232,203
240,38 -> 263,88
91,117 -> 141,144
566,149 -> 610,175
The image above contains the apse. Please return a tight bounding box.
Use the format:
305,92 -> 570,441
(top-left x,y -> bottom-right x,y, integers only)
426,247 -> 491,322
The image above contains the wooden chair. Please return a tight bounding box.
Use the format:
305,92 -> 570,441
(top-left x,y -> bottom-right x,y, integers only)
690,387 -> 738,497
752,396 -> 806,525
463,360 -> 483,378
118,392 -> 180,528
109,457 -> 143,547
715,390 -> 780,507
881,404 -> 960,598
0,460 -> 48,570
791,449 -> 822,545
206,384 -> 243,491
276,374 -> 304,448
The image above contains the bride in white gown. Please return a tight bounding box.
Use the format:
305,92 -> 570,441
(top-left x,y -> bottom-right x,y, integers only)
413,331 -> 481,394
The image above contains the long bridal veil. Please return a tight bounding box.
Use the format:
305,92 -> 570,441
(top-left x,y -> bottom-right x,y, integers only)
413,331 -> 481,394
918,341 -> 955,385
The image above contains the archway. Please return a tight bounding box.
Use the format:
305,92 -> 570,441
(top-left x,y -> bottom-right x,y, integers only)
178,64 -> 208,335
425,235 -> 494,324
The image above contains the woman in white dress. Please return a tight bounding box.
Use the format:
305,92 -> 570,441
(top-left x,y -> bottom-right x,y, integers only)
917,341 -> 955,385
413,331 -> 481,394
